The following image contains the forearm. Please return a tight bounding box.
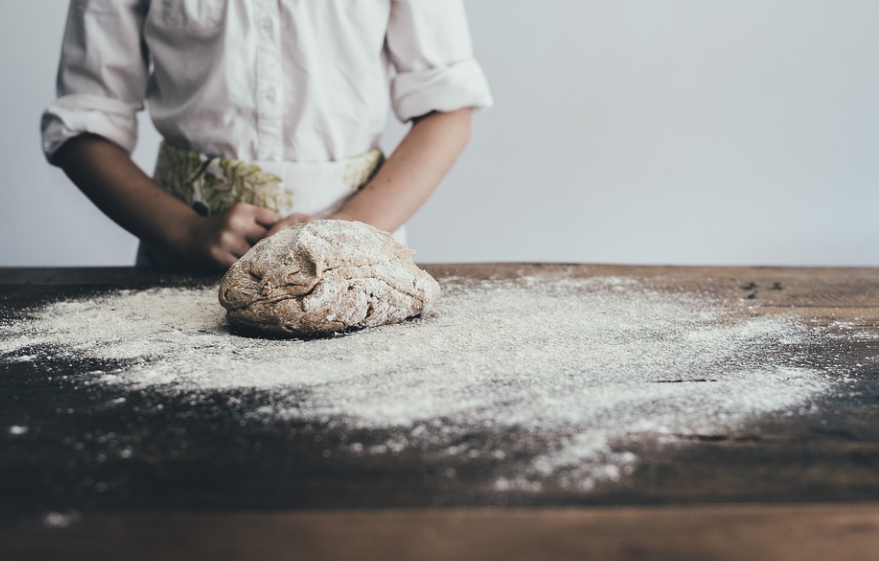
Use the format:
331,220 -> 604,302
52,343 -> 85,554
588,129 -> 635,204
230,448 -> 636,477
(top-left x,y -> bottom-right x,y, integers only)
332,108 -> 473,232
53,134 -> 197,252
54,135 -> 281,269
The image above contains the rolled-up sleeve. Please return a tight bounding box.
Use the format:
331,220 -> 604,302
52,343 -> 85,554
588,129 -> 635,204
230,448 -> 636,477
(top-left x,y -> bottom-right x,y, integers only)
387,0 -> 493,123
41,0 -> 150,162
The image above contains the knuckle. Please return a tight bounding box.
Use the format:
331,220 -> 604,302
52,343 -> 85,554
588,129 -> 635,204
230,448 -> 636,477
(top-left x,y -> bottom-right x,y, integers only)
219,230 -> 237,248
226,203 -> 249,220
228,215 -> 245,231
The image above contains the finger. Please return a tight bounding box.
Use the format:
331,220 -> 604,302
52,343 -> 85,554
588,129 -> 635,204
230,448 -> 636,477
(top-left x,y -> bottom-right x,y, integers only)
220,208 -> 273,244
252,206 -> 281,228
266,216 -> 305,237
231,239 -> 253,259
265,222 -> 286,238
265,216 -> 297,238
287,212 -> 314,222
218,230 -> 253,259
210,248 -> 239,270
244,222 -> 270,246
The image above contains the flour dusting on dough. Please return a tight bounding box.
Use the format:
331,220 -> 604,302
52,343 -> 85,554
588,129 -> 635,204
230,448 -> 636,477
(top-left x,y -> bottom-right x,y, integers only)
219,220 -> 440,335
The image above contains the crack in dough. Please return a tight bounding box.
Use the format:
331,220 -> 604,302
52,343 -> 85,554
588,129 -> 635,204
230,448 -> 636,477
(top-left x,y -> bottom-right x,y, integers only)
218,221 -> 441,336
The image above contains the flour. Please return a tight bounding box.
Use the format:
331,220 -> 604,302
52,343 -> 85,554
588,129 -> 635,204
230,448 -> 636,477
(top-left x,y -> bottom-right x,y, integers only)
0,275 -> 835,491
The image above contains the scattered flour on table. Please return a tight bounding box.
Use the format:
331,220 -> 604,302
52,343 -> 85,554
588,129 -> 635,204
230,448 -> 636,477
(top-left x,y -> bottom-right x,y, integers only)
0,275 -> 836,490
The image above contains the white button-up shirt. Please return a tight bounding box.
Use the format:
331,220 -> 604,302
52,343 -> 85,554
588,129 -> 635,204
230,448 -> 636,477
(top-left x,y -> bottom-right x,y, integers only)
42,0 -> 493,164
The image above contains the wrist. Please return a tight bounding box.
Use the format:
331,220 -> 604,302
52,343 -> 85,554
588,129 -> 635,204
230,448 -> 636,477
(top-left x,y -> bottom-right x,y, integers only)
156,210 -> 202,259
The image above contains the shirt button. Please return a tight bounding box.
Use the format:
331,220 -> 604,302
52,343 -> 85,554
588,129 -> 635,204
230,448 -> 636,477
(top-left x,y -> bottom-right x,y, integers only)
265,88 -> 276,103
261,17 -> 273,34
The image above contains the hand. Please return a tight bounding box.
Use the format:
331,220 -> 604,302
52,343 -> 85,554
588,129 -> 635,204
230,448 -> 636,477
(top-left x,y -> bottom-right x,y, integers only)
265,212 -> 314,238
175,202 -> 280,269
53,137 -> 282,271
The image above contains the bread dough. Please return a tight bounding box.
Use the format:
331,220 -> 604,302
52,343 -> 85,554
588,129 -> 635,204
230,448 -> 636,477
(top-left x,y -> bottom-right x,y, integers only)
218,220 -> 441,336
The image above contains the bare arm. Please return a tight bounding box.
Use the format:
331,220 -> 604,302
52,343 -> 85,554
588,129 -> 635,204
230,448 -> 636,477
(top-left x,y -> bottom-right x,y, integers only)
53,135 -> 280,269
335,108 -> 472,231
267,108 -> 473,236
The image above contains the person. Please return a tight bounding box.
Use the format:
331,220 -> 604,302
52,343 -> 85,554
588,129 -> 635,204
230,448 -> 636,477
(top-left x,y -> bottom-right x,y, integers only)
41,0 -> 492,270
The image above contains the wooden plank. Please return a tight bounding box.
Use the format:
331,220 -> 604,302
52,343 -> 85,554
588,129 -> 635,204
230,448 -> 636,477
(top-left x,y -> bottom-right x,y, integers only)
2,504 -> 878,561
2,266 -> 879,528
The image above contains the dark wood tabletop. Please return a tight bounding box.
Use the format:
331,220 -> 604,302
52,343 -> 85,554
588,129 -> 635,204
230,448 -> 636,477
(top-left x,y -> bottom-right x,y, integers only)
1,264 -> 878,560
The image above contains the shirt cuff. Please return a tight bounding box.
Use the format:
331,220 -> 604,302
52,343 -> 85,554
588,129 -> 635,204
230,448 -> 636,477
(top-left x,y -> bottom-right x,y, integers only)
391,59 -> 494,123
41,94 -> 140,163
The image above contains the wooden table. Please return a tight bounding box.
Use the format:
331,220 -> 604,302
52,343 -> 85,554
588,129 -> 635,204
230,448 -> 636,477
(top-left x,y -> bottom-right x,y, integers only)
1,265 -> 878,560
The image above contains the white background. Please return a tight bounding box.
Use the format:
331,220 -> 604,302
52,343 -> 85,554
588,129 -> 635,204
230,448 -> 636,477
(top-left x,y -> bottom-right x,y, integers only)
2,1 -> 878,266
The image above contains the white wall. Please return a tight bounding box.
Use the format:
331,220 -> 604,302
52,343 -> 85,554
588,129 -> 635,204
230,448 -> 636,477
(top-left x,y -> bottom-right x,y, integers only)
3,1 -> 878,266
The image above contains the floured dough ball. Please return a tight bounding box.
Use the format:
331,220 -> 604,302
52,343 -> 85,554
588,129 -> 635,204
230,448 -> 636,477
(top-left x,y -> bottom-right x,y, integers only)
218,220 -> 441,336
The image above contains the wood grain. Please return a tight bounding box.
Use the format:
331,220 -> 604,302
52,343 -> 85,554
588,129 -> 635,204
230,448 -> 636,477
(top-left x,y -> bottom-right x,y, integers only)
3,504 -> 878,561
2,265 -> 878,559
